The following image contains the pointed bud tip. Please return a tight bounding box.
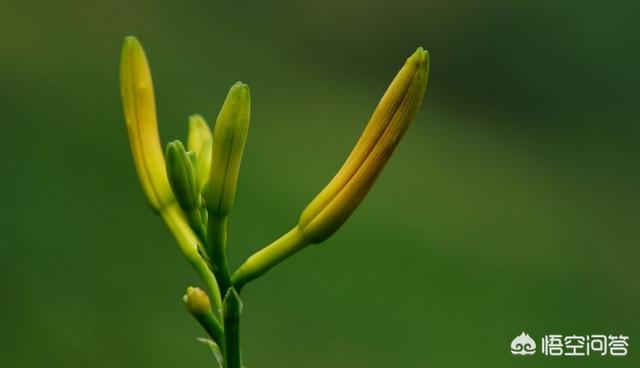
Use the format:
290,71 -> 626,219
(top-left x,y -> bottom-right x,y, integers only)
189,114 -> 205,122
230,81 -> 250,96
122,36 -> 144,55
409,47 -> 430,69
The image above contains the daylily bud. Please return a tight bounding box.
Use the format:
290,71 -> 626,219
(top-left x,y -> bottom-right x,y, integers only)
187,114 -> 213,157
187,115 -> 212,192
183,287 -> 224,346
196,140 -> 212,193
166,140 -> 199,212
299,47 -> 429,243
184,286 -> 212,316
120,36 -> 174,212
232,48 -> 429,289
205,82 -> 251,217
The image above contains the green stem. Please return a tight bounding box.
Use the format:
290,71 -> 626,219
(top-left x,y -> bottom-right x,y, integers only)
223,288 -> 242,368
232,226 -> 308,290
196,311 -> 225,352
161,203 -> 223,311
207,215 -> 233,292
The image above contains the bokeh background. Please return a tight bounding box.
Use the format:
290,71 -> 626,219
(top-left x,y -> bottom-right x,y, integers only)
1,1 -> 638,367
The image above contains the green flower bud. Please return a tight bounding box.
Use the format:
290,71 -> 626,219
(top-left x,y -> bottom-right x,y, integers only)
205,82 -> 251,217
166,140 -> 199,212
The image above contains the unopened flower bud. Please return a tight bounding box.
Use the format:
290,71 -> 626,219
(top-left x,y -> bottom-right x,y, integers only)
187,115 -> 213,192
183,287 -> 224,345
232,48 -> 429,288
205,82 -> 251,217
187,114 -> 213,154
183,286 -> 212,316
299,47 -> 429,243
166,140 -> 199,212
120,36 -> 174,212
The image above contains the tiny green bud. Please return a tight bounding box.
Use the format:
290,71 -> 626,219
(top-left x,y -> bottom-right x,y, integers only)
166,140 -> 199,212
205,82 -> 251,217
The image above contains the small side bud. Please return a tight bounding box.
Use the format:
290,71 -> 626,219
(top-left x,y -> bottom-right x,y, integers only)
183,286 -> 212,316
166,140 -> 199,212
205,82 -> 251,217
183,287 -> 224,346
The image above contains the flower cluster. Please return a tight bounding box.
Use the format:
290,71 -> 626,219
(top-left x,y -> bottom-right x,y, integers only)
120,36 -> 429,368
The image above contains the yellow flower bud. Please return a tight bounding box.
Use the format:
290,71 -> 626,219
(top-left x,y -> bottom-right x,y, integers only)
183,286 -> 213,316
232,48 -> 430,288
183,287 -> 224,346
299,47 -> 429,243
205,82 -> 251,217
120,36 -> 174,212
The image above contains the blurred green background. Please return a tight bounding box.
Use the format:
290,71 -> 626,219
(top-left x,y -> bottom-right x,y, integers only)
1,0 -> 638,367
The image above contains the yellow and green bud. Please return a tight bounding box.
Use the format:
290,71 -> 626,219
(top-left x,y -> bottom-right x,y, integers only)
205,82 -> 251,217
299,47 -> 429,243
120,36 -> 174,212
183,287 -> 224,346
184,286 -> 213,315
232,48 -> 430,288
187,114 -> 213,154
166,140 -> 199,212
187,114 -> 213,192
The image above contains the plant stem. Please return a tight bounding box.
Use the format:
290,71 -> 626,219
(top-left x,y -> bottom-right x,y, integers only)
232,226 -> 308,290
207,215 -> 233,292
161,203 -> 222,310
223,288 -> 242,368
